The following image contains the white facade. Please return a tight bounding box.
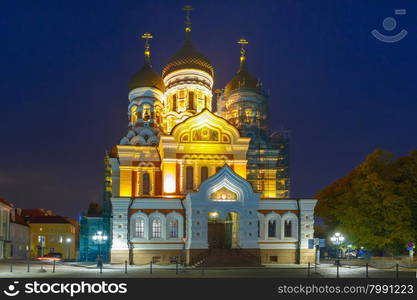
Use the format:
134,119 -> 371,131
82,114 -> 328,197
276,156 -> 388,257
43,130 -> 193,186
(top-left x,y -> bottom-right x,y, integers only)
0,201 -> 11,259
110,165 -> 317,263
9,221 -> 30,259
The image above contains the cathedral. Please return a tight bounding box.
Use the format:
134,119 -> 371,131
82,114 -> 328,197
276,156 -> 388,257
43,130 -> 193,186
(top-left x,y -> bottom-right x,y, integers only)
107,7 -> 317,265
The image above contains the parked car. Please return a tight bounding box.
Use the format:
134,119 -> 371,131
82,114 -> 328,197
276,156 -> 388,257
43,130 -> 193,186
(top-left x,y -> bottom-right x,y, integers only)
37,252 -> 63,262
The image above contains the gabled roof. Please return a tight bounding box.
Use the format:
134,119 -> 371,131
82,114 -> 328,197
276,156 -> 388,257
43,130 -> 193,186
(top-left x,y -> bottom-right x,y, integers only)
0,197 -> 13,208
21,209 -> 51,217
28,215 -> 73,225
170,109 -> 245,143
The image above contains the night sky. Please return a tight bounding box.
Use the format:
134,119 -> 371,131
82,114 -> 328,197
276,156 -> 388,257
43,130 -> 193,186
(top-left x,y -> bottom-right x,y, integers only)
1,0 -> 416,219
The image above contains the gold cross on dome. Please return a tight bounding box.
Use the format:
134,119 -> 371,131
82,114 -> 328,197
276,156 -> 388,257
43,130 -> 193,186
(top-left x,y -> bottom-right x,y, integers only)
141,33 -> 153,58
183,5 -> 194,32
237,38 -> 249,63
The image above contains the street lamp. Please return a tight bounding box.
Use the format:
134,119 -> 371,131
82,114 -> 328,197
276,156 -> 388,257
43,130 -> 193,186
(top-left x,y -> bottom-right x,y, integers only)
92,231 -> 108,261
330,232 -> 345,260
66,238 -> 71,260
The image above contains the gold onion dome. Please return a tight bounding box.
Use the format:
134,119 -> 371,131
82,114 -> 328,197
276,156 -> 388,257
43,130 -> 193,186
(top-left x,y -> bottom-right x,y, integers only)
224,38 -> 259,94
128,33 -> 166,93
162,39 -> 214,78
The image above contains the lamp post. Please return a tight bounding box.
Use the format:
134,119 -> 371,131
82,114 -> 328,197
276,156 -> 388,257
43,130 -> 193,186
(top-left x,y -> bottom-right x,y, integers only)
347,244 -> 353,260
66,238 -> 71,260
330,232 -> 345,262
92,231 -> 108,262
181,237 -> 187,268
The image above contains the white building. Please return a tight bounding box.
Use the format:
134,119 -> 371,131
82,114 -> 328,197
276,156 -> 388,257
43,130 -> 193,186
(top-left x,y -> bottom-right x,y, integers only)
8,208 -> 30,259
0,198 -> 12,260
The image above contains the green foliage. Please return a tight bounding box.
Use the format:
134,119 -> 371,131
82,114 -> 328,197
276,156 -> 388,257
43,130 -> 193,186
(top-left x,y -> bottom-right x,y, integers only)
316,149 -> 417,255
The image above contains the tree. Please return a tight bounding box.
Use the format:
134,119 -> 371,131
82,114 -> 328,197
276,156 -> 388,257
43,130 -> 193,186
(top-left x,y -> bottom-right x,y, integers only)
316,149 -> 417,255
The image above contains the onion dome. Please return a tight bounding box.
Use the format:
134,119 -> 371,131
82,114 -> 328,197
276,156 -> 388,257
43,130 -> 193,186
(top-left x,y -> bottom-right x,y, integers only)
224,38 -> 260,94
128,63 -> 165,92
162,39 -> 214,78
128,33 -> 165,93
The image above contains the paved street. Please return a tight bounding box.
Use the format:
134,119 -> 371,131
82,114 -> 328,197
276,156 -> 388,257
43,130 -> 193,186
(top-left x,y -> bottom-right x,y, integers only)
0,261 -> 416,278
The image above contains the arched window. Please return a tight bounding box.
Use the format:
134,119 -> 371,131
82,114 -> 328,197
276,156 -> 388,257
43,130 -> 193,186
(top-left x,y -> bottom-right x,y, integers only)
268,220 -> 276,237
284,220 -> 292,238
186,166 -> 194,190
143,172 -> 150,195
151,219 -> 161,238
245,108 -> 252,124
135,219 -> 145,238
168,219 -> 178,238
142,104 -> 151,122
200,167 -> 208,184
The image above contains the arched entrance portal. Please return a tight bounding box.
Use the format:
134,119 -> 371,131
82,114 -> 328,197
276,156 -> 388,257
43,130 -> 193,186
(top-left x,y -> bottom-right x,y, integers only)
207,211 -> 239,249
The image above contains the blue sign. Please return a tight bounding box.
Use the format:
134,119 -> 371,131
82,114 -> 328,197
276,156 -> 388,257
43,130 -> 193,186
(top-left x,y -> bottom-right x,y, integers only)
319,239 -> 326,248
308,239 -> 314,249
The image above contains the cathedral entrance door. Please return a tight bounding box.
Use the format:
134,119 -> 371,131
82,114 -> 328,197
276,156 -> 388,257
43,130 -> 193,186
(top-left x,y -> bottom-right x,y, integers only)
207,212 -> 225,248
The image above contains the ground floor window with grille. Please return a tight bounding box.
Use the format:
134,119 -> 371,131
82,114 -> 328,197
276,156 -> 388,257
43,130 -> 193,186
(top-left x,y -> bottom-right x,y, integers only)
135,219 -> 145,238
168,220 -> 178,238
152,219 -> 162,238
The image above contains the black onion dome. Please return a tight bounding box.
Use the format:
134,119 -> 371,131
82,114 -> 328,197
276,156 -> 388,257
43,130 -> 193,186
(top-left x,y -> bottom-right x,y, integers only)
128,62 -> 165,93
162,40 -> 214,78
224,62 -> 259,94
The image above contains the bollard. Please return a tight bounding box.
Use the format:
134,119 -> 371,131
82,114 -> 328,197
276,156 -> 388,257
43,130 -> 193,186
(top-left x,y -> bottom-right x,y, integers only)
27,263 -> 30,273
53,260 -> 56,273
10,263 -> 13,273
366,263 -> 369,278
307,262 -> 310,277
124,260 -> 127,274
150,261 -> 153,274
396,264 -> 399,279
336,262 -> 339,278
176,260 -> 178,275
100,263 -> 103,275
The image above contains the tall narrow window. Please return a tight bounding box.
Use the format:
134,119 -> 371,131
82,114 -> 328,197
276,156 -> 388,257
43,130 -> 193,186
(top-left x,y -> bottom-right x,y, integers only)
200,167 -> 208,184
188,91 -> 195,110
142,104 -> 150,122
257,220 -> 260,238
284,220 -> 292,237
151,219 -> 161,238
143,172 -> 150,195
204,95 -> 209,109
172,94 -> 177,112
186,166 -> 194,190
245,108 -> 252,124
131,106 -> 138,124
168,220 -> 178,238
135,219 -> 145,238
268,220 -> 276,238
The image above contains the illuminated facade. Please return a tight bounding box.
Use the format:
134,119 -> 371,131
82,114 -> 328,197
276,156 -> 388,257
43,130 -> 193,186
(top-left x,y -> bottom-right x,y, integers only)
109,7 -> 316,265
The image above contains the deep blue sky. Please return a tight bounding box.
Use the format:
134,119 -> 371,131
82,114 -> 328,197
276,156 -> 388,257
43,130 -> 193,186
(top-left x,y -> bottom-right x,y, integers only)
1,0 -> 416,218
